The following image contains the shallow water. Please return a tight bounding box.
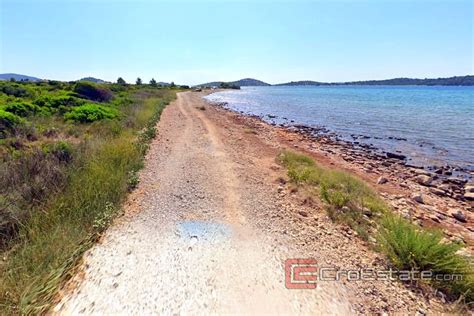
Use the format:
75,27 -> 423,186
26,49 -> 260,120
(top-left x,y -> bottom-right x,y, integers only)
205,86 -> 474,170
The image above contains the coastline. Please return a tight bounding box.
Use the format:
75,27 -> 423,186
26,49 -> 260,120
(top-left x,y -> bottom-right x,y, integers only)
203,94 -> 473,249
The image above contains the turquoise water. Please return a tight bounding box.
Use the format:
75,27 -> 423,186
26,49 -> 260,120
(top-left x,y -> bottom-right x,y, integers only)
205,86 -> 474,170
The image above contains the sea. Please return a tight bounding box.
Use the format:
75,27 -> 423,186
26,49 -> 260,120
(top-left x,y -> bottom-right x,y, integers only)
205,85 -> 474,172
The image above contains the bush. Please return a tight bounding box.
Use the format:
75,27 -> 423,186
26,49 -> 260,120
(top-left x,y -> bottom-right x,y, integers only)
42,141 -> 74,163
127,170 -> 140,191
0,83 -> 32,98
64,104 -> 119,123
3,102 -> 40,117
34,95 -> 85,114
73,82 -> 112,102
0,110 -> 22,136
378,214 -> 473,301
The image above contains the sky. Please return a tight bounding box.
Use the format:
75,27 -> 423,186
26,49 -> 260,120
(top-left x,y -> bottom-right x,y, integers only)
0,0 -> 472,85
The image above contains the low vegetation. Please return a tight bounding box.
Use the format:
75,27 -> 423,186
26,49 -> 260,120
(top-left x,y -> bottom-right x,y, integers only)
0,79 -> 178,314
278,150 -> 473,305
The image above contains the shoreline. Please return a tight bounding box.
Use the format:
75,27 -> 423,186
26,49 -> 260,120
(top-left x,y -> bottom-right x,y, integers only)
203,95 -> 473,248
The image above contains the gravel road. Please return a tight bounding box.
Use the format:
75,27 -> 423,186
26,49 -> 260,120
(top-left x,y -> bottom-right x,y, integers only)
55,92 -> 354,314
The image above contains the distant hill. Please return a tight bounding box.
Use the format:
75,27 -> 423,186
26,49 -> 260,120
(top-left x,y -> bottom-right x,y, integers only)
344,75 -> 474,86
79,77 -> 107,83
196,78 -> 270,87
0,73 -> 41,81
233,78 -> 270,86
275,80 -> 326,86
277,75 -> 474,86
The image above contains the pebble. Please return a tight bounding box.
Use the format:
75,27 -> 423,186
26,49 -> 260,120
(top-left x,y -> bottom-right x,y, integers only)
415,175 -> 432,186
464,192 -> 474,201
429,187 -> 446,196
452,210 -> 467,223
464,184 -> 474,193
411,193 -> 424,204
377,177 -> 388,184
298,210 -> 309,217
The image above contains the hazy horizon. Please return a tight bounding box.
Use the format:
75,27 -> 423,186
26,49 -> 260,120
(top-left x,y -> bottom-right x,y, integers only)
1,0 -> 472,85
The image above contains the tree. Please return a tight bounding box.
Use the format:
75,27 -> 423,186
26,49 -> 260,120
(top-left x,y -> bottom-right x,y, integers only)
170,81 -> 176,88
136,77 -> 142,85
117,77 -> 126,85
150,78 -> 157,87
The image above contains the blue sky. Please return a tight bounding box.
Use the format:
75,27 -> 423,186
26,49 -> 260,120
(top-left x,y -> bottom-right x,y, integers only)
1,0 -> 472,85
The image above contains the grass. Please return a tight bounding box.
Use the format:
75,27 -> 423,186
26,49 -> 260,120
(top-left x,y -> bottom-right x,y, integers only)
278,150 -> 473,305
0,80 -> 177,314
378,214 -> 473,303
279,150 -> 387,240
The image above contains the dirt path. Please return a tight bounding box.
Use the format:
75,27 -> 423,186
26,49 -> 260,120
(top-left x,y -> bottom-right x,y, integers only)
56,92 -> 351,314
56,92 -> 443,314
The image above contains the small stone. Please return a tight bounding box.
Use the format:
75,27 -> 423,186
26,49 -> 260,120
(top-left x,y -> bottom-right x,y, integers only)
411,193 -> 424,204
415,175 -> 432,186
377,177 -> 388,184
438,184 -> 451,192
464,192 -> 474,201
464,184 -> 474,193
452,210 -> 467,223
412,169 -> 431,176
386,152 -> 406,160
429,187 -> 446,196
298,211 -> 308,217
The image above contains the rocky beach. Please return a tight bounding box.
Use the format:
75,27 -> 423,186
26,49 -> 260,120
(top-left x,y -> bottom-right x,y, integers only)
208,99 -> 473,250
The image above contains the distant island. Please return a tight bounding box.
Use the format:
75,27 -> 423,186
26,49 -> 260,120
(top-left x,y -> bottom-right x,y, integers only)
196,78 -> 271,88
196,75 -> 474,87
277,75 -> 474,86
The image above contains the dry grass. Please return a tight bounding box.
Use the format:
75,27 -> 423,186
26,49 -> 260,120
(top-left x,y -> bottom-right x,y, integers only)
0,89 -> 175,314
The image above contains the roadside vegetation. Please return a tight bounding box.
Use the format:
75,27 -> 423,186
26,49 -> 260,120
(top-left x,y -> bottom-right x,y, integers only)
0,78 -> 179,314
278,150 -> 473,306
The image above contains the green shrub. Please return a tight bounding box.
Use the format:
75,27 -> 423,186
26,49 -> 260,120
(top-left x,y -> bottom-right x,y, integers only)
42,141 -> 74,163
127,170 -> 140,191
73,82 -> 112,102
378,214 -> 473,301
64,104 -> 119,123
34,95 -> 85,113
0,110 -> 22,136
0,83 -> 32,98
3,102 -> 40,117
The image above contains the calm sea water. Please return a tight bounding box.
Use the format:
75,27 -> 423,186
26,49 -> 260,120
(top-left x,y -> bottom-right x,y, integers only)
205,86 -> 474,170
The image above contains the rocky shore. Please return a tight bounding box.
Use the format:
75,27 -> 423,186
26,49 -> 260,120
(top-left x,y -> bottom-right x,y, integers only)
209,100 -> 473,249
